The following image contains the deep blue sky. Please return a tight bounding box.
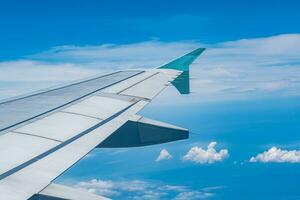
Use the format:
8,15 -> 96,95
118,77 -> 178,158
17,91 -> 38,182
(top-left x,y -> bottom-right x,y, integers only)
1,0 -> 300,60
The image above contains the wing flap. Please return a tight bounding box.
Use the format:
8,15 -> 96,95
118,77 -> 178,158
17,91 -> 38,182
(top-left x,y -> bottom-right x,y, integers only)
31,183 -> 110,200
120,72 -> 170,99
15,112 -> 100,142
0,71 -> 142,133
0,132 -> 60,175
0,101 -> 147,200
0,48 -> 205,200
101,71 -> 157,94
98,116 -> 189,148
63,96 -> 132,120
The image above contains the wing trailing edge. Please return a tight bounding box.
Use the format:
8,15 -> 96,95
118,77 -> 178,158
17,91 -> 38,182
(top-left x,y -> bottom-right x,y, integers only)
29,183 -> 110,200
0,48 -> 205,200
98,48 -> 206,147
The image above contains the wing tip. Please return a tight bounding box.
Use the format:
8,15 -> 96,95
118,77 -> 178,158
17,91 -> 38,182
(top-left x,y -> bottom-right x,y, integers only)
159,47 -> 205,71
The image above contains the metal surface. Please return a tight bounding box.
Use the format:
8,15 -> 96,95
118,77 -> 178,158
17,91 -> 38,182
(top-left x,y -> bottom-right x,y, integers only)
102,71 -> 157,94
0,69 -> 177,200
0,47 -> 205,200
31,183 -> 110,200
98,116 -> 189,148
0,96 -> 135,181
0,70 -> 142,133
0,101 -> 147,200
15,112 -> 100,142
63,96 -> 132,120
121,72 -> 169,99
0,132 -> 59,175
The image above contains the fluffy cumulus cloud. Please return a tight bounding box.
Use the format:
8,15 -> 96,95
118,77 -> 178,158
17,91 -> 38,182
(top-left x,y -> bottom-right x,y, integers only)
155,149 -> 172,162
182,142 -> 229,164
72,179 -> 220,200
2,34 -> 300,101
250,147 -> 300,163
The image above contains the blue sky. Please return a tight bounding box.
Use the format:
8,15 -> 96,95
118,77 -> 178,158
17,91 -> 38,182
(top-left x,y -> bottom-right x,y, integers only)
1,0 -> 300,199
58,98 -> 300,199
1,0 -> 300,60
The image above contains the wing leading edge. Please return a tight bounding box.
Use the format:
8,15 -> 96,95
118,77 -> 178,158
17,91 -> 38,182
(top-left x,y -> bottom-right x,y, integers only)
0,48 -> 205,200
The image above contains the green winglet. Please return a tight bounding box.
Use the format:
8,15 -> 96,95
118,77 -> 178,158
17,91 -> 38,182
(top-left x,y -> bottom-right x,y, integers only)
159,48 -> 205,94
171,71 -> 190,94
159,47 -> 205,71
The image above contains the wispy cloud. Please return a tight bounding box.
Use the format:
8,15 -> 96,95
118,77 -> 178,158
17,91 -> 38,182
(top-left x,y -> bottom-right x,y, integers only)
155,149 -> 173,162
1,34 -> 300,101
29,41 -> 199,66
75,179 -> 117,196
72,178 -> 219,200
0,60 -> 102,99
250,147 -> 300,163
182,142 -> 229,164
174,191 -> 214,200
185,34 -> 300,102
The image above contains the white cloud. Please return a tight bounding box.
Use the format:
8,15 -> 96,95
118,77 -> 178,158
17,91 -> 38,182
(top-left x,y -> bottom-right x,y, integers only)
0,41 -> 197,100
174,191 -> 214,200
0,60 -> 102,99
2,34 -> 300,101
186,34 -> 300,102
250,147 -> 300,163
75,179 -> 117,196
74,179 -> 149,197
118,180 -> 148,192
0,60 -> 101,82
155,149 -> 172,162
30,41 -> 199,66
72,178 -> 219,199
182,142 -> 229,164
132,190 -> 168,200
159,185 -> 187,192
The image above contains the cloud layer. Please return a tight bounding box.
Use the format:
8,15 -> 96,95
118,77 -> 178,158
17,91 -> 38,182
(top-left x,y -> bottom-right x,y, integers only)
72,178 -> 218,200
250,147 -> 300,163
155,149 -> 173,162
182,142 -> 229,164
1,34 -> 300,101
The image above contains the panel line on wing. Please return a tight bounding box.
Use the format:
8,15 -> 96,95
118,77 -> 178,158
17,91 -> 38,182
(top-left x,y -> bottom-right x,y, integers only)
116,72 -> 160,94
59,111 -> 105,121
12,131 -> 63,143
0,71 -> 122,106
0,101 -> 138,181
0,71 -> 144,134
120,72 -> 170,99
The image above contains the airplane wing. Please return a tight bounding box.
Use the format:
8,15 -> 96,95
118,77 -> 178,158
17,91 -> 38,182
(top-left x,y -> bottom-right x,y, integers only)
0,48 -> 205,200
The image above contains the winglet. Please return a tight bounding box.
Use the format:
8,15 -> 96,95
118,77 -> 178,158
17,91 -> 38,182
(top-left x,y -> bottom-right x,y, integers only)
159,47 -> 205,71
159,48 -> 205,94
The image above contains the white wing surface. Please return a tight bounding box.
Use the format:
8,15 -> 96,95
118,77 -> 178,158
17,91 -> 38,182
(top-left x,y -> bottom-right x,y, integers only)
0,48 -> 205,200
